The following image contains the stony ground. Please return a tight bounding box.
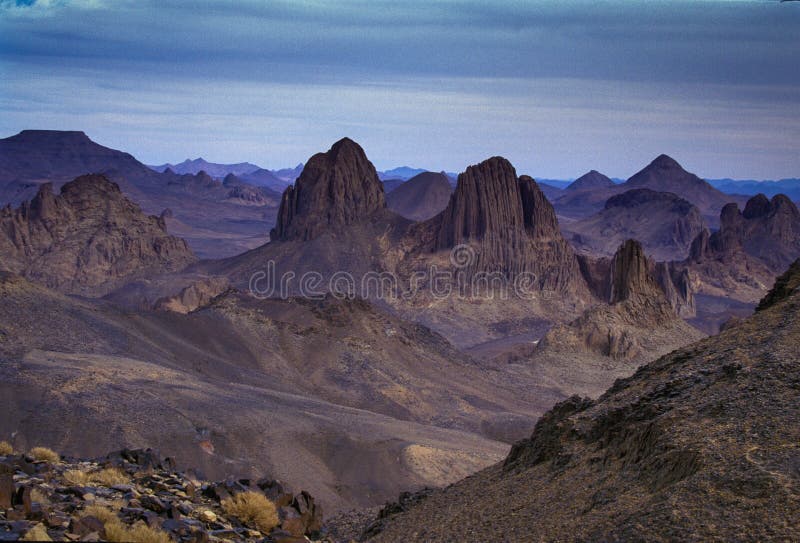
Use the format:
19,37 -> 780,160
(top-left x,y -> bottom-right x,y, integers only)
0,447 -> 326,542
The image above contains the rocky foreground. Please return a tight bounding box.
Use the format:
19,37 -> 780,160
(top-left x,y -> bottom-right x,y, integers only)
0,447 -> 325,542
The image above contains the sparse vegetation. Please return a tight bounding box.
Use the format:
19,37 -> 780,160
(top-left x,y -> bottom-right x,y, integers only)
81,504 -> 120,525
65,467 -> 130,487
83,504 -> 170,543
104,520 -> 172,543
31,488 -> 50,505
90,467 -> 130,486
221,491 -> 279,533
21,524 -> 52,541
28,446 -> 60,463
0,440 -> 13,455
64,469 -> 90,486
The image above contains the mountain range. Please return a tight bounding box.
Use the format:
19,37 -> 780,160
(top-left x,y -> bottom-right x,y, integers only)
0,132 -> 798,537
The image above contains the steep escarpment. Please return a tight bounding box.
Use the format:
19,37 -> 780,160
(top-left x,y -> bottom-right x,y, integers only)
0,175 -> 196,296
270,138 -> 386,241
368,261 -> 800,542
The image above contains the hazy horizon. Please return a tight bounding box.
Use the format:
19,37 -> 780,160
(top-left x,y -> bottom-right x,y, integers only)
2,0 -> 799,179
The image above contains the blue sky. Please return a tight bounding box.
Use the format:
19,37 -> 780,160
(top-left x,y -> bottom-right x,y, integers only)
1,0 -> 798,179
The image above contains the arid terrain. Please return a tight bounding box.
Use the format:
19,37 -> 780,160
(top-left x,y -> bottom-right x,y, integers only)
2,127 -> 799,541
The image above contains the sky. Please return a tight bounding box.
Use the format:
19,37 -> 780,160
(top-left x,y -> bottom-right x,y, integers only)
0,0 -> 799,179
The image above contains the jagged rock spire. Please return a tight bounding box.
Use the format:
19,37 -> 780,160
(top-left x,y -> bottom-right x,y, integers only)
270,138 -> 385,242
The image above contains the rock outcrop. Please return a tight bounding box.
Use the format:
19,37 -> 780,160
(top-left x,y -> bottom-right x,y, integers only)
417,157 -> 585,295
564,188 -> 706,261
270,138 -> 386,242
678,193 -> 799,306
154,276 -> 231,314
539,240 -> 701,361
368,259 -> 800,542
0,174 -> 196,296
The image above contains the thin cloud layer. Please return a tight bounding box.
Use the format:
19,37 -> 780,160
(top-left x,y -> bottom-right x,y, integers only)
1,0 -> 798,178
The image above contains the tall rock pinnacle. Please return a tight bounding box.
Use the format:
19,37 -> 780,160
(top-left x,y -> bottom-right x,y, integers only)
270,138 -> 386,242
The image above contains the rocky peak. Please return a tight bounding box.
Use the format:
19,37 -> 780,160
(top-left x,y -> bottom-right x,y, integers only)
270,138 -> 386,242
0,174 -> 196,296
742,193 -> 772,219
434,156 -> 524,248
690,193 -> 800,271
565,170 -> 615,192
609,239 -> 658,304
649,153 -> 682,171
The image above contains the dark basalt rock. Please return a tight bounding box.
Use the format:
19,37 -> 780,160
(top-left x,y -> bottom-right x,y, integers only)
270,138 -> 386,242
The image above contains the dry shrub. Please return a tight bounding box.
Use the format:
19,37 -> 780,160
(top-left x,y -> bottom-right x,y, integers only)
82,504 -> 120,525
221,491 -> 279,534
66,467 -> 130,487
64,469 -> 91,486
30,488 -> 50,505
29,447 -> 60,463
21,524 -> 52,541
90,467 -> 130,487
105,521 -> 172,543
0,441 -> 13,455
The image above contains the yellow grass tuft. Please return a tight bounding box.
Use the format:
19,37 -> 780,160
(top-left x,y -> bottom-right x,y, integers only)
221,491 -> 279,534
81,504 -> 120,525
21,524 -> 52,542
64,469 -> 91,486
104,520 -> 172,543
0,441 -> 13,455
90,467 -> 130,487
30,488 -> 50,505
65,467 -> 130,487
28,446 -> 60,463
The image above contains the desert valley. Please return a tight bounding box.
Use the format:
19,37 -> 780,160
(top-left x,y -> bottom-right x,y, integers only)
1,1 -> 799,542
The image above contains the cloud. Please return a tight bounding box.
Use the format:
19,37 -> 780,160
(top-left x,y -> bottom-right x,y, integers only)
0,0 -> 798,177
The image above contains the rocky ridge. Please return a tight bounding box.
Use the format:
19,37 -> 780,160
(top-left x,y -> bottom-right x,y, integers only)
564,189 -> 706,261
366,259 -> 800,542
0,175 -> 196,297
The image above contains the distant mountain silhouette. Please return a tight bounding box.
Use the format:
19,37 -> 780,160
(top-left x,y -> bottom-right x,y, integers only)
386,171 -> 452,221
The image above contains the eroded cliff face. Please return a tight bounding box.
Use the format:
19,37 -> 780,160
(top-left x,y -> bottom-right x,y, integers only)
408,157 -> 587,297
539,240 -> 701,361
270,138 -> 386,242
0,174 -> 196,296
